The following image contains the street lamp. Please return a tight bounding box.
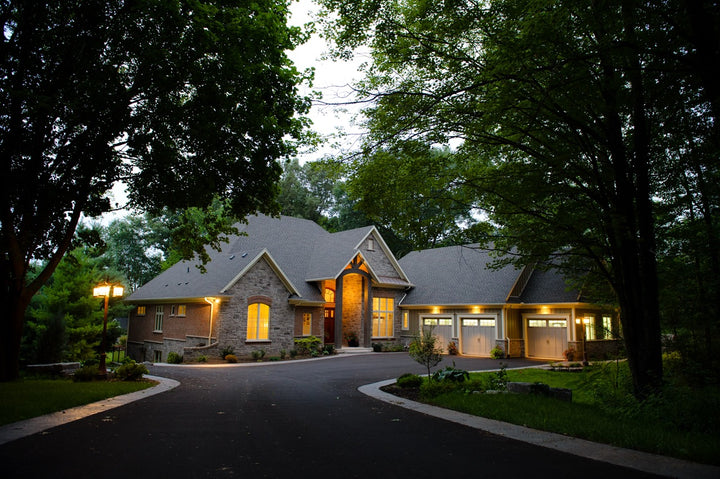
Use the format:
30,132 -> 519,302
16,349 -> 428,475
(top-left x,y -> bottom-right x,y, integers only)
575,316 -> 592,366
93,283 -> 124,377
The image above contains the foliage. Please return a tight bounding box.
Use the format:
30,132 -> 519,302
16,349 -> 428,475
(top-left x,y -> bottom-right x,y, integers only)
408,329 -> 443,379
489,363 -> 508,391
251,350 -> 266,361
280,349 -> 287,360
113,361 -> 148,381
397,373 -> 423,389
490,346 -> 504,359
432,364 -> 469,383
166,352 -> 183,364
420,378 -> 462,399
225,354 -> 238,364
322,344 -> 335,355
220,346 -> 235,360
196,355 -> 208,363
0,0 -> 312,381
344,331 -> 359,347
294,336 -> 322,355
72,365 -> 99,382
447,341 -> 458,356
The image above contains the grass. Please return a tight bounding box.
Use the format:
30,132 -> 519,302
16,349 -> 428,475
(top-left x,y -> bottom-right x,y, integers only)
415,361 -> 720,465
0,377 -> 155,427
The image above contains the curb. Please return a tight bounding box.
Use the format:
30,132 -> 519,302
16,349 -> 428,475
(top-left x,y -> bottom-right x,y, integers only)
358,378 -> 720,479
0,375 -> 179,446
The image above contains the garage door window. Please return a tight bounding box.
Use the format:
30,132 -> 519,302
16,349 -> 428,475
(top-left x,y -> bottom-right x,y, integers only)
463,319 -> 479,327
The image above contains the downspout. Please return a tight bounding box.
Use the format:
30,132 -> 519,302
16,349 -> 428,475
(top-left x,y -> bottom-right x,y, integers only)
204,297 -> 216,345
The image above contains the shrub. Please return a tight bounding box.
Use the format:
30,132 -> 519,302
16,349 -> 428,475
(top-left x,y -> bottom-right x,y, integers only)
490,346 -> 504,359
225,354 -> 238,363
220,346 -> 235,360
197,355 -> 208,363
167,352 -> 183,364
397,373 -> 423,388
372,342 -> 383,352
408,329 -> 443,379
72,365 -> 99,382
433,365 -> 469,382
447,341 -> 458,355
115,361 -> 148,381
290,349 -> 298,359
322,344 -> 335,355
251,349 -> 266,361
280,349 -> 287,360
489,363 -> 508,391
420,379 -> 460,399
294,336 -> 322,356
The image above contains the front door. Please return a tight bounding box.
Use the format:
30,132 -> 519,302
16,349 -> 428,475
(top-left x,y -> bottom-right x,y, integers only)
324,308 -> 335,344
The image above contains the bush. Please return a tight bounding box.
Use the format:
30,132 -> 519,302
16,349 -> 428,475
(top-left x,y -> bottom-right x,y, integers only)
490,346 -> 504,359
372,342 -> 383,352
251,349 -> 266,361
167,352 -> 183,364
197,355 -> 208,363
290,349 -> 298,359
322,344 -> 335,355
397,373 -> 423,388
225,354 -> 238,363
420,379 -> 461,399
114,361 -> 148,381
72,365 -> 99,382
294,336 -> 322,356
489,363 -> 508,391
220,346 -> 235,360
280,349 -> 287,360
433,365 -> 470,382
447,341 -> 458,355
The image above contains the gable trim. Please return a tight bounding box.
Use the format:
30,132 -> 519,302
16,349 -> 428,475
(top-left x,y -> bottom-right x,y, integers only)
220,248 -> 301,296
354,227 -> 411,282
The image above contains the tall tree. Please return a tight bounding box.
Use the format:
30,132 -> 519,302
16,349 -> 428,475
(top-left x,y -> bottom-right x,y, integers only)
319,0 -> 720,396
0,0 -> 311,380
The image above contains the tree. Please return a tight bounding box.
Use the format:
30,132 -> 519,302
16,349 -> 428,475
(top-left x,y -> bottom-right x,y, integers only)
0,0 -> 311,380
408,328 -> 443,380
319,0 -> 720,396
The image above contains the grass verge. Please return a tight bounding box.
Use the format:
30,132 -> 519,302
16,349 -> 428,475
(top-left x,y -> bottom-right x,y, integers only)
0,378 -> 155,427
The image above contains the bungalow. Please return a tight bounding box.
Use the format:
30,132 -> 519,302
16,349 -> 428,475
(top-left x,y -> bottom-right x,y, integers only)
125,214 -> 620,362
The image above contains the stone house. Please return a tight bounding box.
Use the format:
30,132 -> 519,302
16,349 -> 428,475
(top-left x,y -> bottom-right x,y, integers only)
125,214 -> 619,362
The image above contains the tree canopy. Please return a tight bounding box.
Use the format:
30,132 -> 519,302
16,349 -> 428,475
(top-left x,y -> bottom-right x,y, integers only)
319,0 -> 720,396
0,0 -> 311,380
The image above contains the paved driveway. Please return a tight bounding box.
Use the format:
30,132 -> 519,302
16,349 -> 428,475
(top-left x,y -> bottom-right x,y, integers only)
3,354 -> 662,478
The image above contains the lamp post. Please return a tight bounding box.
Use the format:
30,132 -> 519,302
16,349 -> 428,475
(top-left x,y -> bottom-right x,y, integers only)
93,283 -> 124,377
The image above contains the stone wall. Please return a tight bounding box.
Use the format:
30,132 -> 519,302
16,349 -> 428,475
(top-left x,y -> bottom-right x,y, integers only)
341,273 -> 364,345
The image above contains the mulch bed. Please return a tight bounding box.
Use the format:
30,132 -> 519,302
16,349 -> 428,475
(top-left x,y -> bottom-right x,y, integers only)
380,383 -> 422,401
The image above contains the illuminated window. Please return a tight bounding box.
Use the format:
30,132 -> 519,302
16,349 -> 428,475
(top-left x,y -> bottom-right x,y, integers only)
463,319 -> 479,327
247,303 -> 270,341
324,288 -> 335,303
549,320 -> 567,328
585,316 -> 595,340
177,304 -> 187,317
137,306 -> 146,316
424,318 -> 438,326
154,305 -> 164,332
372,297 -> 394,337
528,319 -> 546,328
302,313 -> 312,336
479,319 -> 495,327
602,315 -> 612,339
438,318 -> 452,326
402,311 -> 409,330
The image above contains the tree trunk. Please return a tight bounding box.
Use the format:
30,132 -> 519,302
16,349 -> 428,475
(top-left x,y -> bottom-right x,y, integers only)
0,277 -> 31,382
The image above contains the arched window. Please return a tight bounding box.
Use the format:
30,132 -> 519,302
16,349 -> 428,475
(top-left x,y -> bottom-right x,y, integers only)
324,288 -> 335,303
247,302 -> 270,341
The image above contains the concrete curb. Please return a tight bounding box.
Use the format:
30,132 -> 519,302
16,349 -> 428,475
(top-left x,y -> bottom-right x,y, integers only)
358,378 -> 720,479
0,375 -> 179,446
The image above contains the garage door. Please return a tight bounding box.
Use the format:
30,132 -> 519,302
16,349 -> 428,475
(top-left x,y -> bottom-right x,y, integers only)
422,317 -> 453,352
460,317 -> 496,356
526,318 -> 568,359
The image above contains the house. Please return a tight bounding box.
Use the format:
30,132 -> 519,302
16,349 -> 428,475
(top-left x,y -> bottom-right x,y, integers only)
125,214 -> 620,362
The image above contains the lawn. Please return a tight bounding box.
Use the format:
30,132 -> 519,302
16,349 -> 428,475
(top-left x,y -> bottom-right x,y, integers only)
0,378 -> 155,426
410,362 -> 720,465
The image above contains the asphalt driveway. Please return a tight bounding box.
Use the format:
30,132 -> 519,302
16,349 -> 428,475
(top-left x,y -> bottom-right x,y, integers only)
3,354 -> 665,478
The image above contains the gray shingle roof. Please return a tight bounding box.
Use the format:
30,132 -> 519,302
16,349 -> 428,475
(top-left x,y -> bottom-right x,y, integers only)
399,245 -> 521,305
519,267 -> 580,304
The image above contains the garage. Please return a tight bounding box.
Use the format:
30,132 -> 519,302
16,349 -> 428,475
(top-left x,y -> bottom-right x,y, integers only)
526,317 -> 568,359
422,317 -> 453,352
460,317 -> 496,356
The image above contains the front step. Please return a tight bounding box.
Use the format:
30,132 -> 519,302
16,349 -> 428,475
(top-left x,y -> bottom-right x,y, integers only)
336,347 -> 373,354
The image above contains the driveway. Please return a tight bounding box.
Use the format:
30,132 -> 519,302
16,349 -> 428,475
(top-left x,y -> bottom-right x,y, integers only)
3,354 -> 664,478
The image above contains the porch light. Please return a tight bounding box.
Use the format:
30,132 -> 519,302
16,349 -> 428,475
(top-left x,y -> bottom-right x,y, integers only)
540,306 -> 551,314
93,283 -> 124,377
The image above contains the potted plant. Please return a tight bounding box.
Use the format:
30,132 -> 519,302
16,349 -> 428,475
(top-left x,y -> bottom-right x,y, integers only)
563,348 -> 576,361
345,331 -> 359,347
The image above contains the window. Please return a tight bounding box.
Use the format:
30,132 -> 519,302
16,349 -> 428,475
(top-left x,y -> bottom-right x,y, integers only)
367,237 -> 375,251
424,318 -> 438,326
372,297 -> 394,338
153,350 -> 162,362
602,315 -> 612,339
583,316 -> 596,340
324,288 -> 335,303
137,306 -> 146,316
247,303 -> 270,341
479,319 -> 495,327
402,311 -> 409,330
528,319 -> 546,327
463,319 -> 479,327
177,304 -> 187,317
170,305 -> 176,316
549,320 -> 567,328
302,313 -> 312,336
154,305 -> 164,332
438,318 -> 452,326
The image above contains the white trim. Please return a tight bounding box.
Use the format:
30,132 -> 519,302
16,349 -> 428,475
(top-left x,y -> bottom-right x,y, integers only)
458,313 -> 499,357
522,312 -> 571,359
220,248 -> 301,296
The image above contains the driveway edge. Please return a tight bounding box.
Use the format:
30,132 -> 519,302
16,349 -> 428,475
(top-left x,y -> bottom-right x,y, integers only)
359,379 -> 720,479
0,374 -> 179,446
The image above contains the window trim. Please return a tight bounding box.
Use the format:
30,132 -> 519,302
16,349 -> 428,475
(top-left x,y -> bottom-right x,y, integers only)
177,304 -> 187,317
154,305 -> 164,333
137,306 -> 146,316
247,302 -> 270,341
302,312 -> 312,336
372,297 -> 394,339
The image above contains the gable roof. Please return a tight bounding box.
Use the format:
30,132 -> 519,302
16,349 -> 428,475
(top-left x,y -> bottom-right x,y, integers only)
126,214 -> 411,304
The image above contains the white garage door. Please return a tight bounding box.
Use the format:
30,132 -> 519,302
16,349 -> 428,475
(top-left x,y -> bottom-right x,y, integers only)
526,318 -> 568,359
460,317 -> 496,357
423,317 -> 453,352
